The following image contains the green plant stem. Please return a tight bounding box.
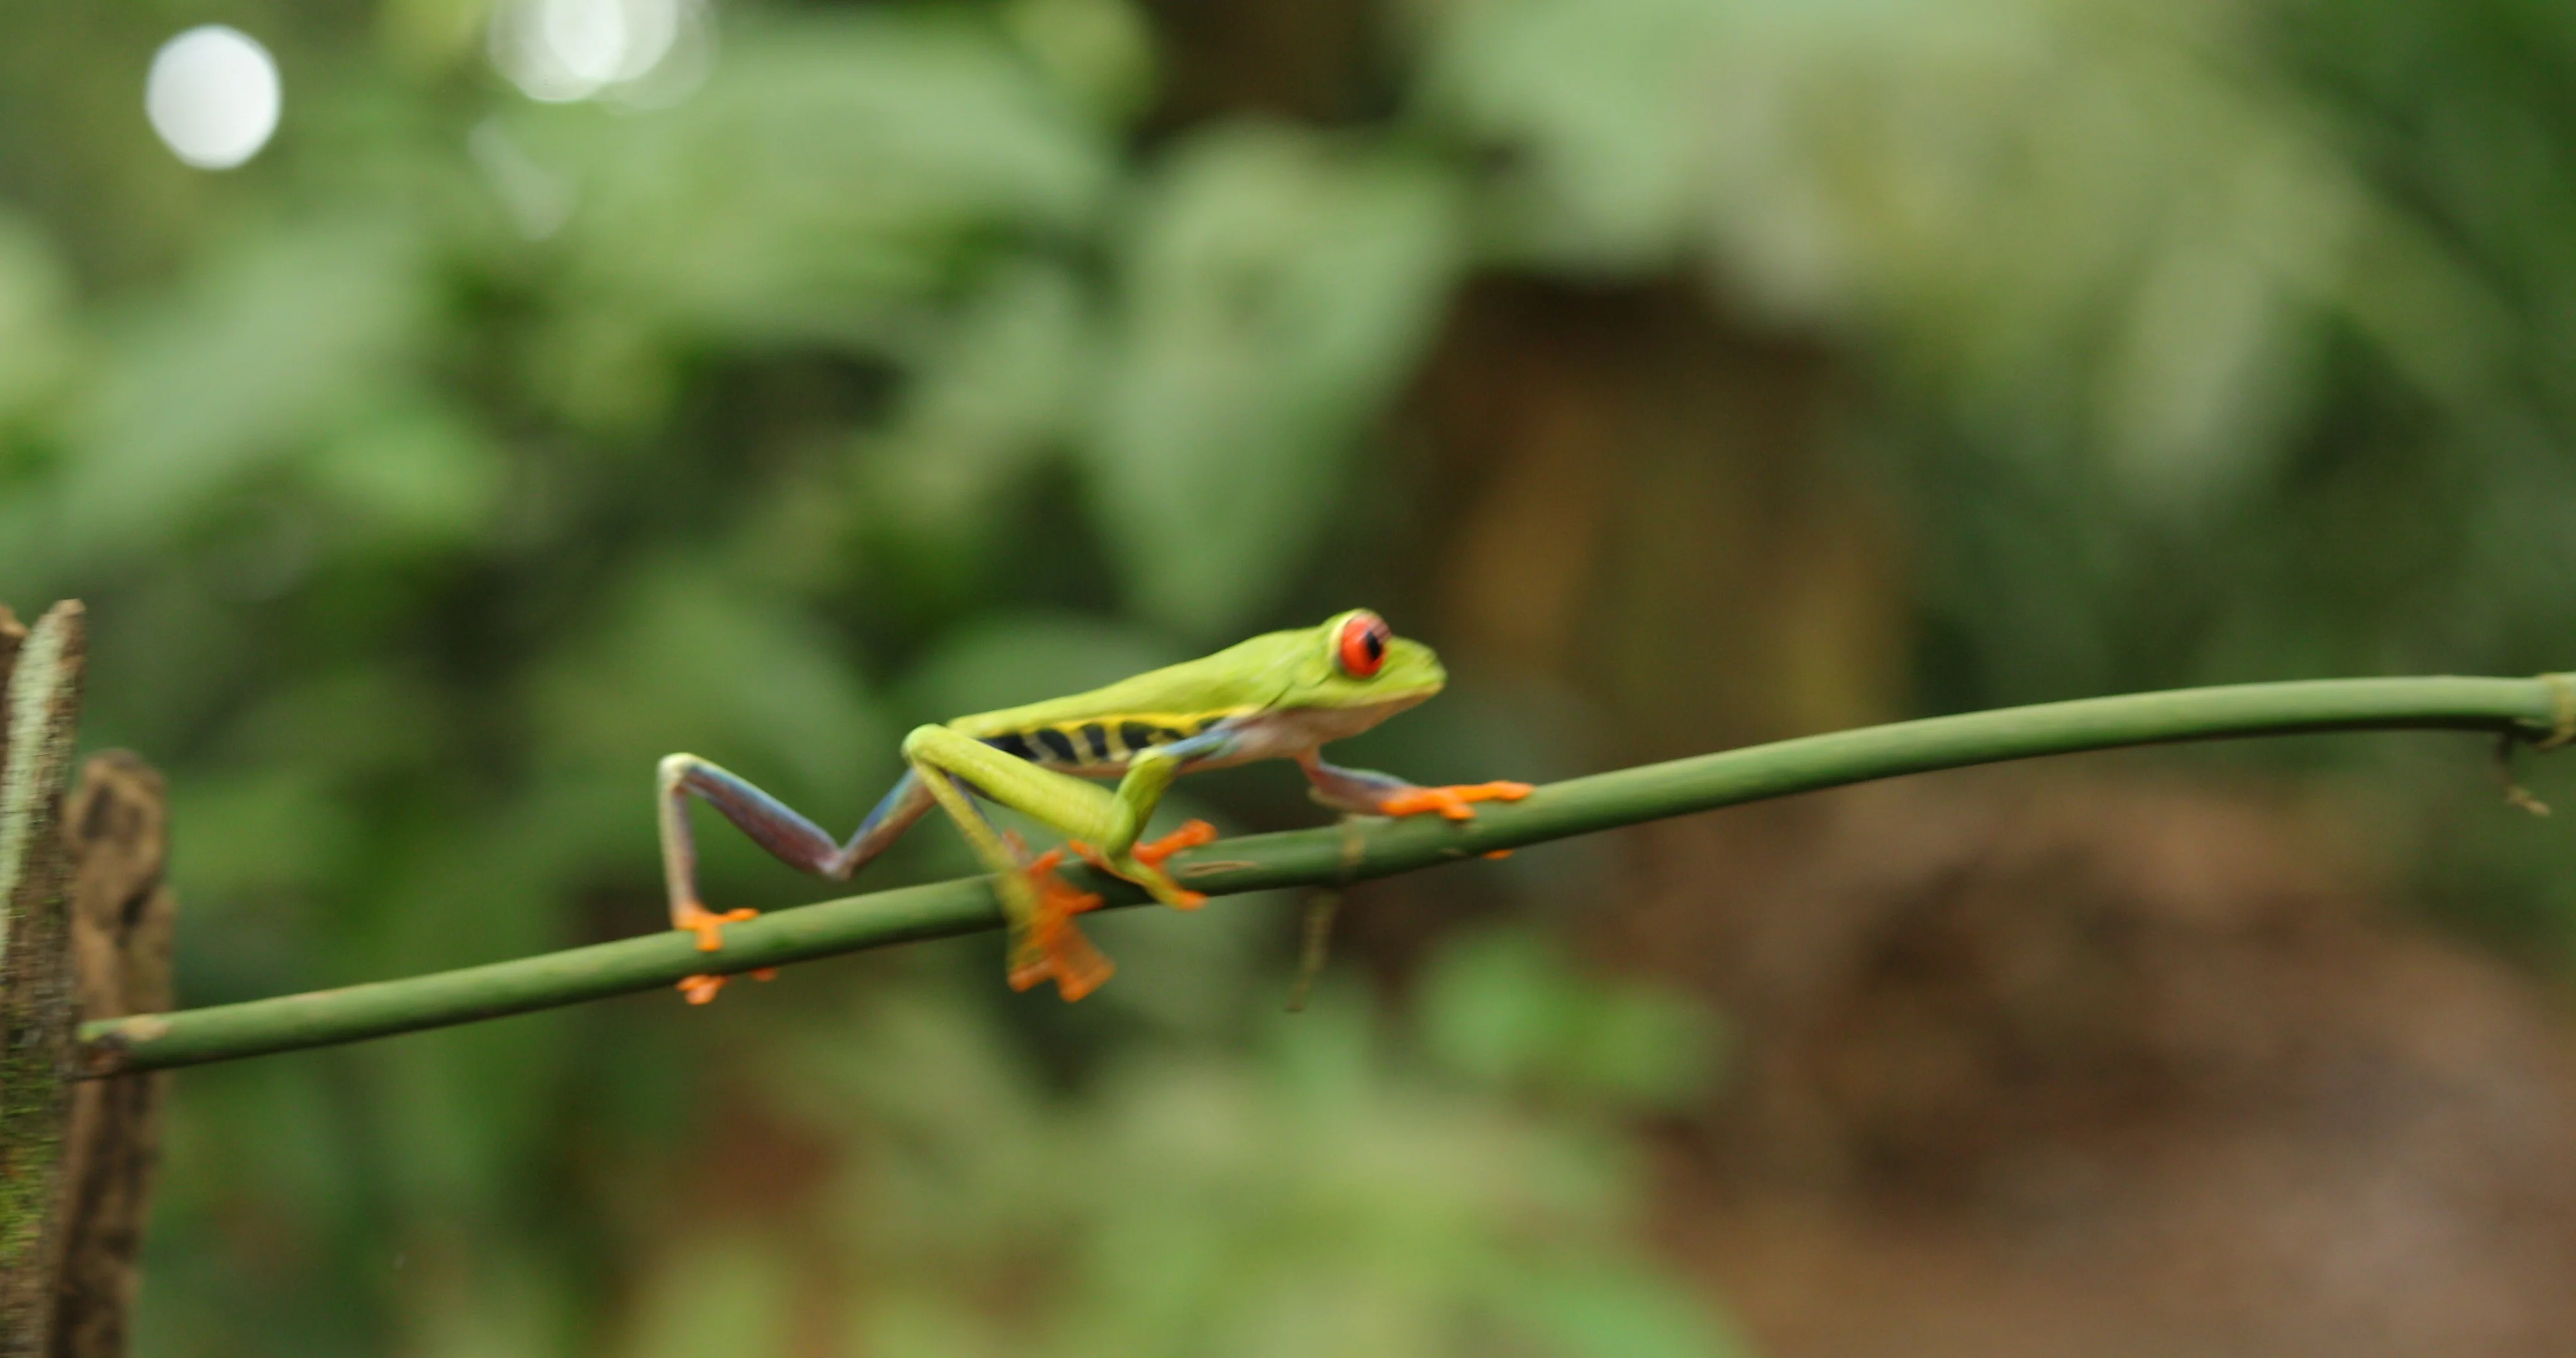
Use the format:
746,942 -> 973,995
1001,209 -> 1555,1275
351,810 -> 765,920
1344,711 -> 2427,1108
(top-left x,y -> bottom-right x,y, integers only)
77,674 -> 2576,1078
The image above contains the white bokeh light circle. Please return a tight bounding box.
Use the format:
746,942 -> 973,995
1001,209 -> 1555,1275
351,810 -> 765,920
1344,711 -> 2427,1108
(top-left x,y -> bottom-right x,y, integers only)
490,0 -> 694,104
145,26 -> 282,170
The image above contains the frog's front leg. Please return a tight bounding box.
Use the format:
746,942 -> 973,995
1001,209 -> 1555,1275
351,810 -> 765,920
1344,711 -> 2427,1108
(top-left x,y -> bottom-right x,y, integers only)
1295,750 -> 1534,820
1052,726 -> 1243,910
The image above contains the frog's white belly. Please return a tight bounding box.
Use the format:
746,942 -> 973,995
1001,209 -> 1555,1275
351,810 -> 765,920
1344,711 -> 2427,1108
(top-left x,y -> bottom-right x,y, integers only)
1180,696 -> 1432,771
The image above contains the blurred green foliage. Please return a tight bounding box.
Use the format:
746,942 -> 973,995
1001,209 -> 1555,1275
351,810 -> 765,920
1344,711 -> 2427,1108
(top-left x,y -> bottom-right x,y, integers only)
6,0 -> 2576,1352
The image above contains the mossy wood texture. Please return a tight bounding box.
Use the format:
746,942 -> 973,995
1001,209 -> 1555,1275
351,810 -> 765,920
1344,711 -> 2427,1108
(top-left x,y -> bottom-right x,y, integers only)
0,604 -> 88,1357
77,672 -> 2576,1079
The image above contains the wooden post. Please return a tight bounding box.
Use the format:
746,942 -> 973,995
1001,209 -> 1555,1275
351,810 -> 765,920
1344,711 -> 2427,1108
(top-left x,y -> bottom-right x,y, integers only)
50,753 -> 174,1358
0,603 -> 89,1357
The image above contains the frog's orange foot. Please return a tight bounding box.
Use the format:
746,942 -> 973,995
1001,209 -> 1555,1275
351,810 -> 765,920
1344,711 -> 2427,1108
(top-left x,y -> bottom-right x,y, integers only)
1008,850 -> 1114,1002
1135,821 -> 1216,910
1134,819 -> 1219,868
674,903 -> 760,953
675,966 -> 779,1006
1065,823 -> 1214,910
1026,847 -> 1106,917
1007,932 -> 1115,1002
1380,781 -> 1536,822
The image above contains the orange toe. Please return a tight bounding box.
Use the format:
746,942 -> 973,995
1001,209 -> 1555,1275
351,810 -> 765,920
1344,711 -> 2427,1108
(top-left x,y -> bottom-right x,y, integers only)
1028,849 -> 1103,910
676,963 -> 773,1004
1381,781 -> 1535,822
1042,934 -> 1116,1000
1058,966 -> 1112,1002
1011,851 -> 1113,1001
675,904 -> 759,952
1008,936 -> 1115,1001
1006,914 -> 1116,999
1134,819 -> 1219,868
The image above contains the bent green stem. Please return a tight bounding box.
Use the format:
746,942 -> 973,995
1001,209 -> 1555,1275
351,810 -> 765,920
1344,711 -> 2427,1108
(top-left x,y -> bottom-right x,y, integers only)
79,674 -> 2576,1077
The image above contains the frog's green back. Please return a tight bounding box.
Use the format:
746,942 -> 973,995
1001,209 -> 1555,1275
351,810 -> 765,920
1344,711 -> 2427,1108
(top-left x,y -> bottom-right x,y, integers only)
949,629 -> 1316,736
946,610 -> 1444,737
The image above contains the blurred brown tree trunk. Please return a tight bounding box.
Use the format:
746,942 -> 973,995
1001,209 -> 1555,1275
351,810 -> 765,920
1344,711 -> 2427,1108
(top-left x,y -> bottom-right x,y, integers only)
1407,280 -> 1908,756
49,754 -> 174,1358
1136,0 -> 1380,128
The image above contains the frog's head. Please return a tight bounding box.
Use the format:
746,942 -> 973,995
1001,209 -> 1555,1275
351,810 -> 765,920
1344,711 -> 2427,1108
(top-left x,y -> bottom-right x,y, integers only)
1271,609 -> 1446,711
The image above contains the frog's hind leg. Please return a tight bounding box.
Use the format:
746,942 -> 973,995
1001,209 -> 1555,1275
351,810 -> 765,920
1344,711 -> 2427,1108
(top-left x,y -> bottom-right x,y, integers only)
902,722 -> 1240,995
911,716 -> 1221,897
900,729 -> 1122,1000
657,757 -> 935,1002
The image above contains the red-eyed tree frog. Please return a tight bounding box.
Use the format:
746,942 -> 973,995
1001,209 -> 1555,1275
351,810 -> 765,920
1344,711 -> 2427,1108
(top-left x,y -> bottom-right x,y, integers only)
656,609 -> 1533,1003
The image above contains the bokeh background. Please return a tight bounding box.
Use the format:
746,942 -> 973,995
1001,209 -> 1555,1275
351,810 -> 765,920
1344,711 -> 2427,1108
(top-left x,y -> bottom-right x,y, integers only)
11,0 -> 2576,1354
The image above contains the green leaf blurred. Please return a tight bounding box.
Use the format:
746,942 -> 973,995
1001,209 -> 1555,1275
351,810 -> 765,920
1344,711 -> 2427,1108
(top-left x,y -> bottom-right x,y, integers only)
0,211 -> 78,429
1421,925 -> 1724,1112
60,218 -> 432,565
1087,124 -> 1465,634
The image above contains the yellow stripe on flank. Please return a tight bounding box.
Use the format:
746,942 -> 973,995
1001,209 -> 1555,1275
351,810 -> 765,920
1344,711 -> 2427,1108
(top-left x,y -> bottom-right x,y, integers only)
1095,710 -> 1248,737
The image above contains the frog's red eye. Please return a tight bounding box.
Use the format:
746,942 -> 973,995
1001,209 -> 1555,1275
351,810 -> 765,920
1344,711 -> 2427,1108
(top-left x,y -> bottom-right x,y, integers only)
1336,612 -> 1391,678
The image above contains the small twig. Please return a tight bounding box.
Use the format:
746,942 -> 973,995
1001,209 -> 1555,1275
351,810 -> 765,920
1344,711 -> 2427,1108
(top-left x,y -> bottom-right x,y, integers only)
1285,893 -> 1340,1013
2497,733 -> 2551,816
1286,817 -> 1372,1012
73,671 -> 2576,1079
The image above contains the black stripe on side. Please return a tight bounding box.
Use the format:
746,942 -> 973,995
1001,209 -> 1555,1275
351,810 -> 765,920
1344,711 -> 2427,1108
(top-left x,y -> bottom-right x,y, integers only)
1033,728 -> 1080,763
985,732 -> 1037,762
1077,722 -> 1112,761
1119,721 -> 1159,751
